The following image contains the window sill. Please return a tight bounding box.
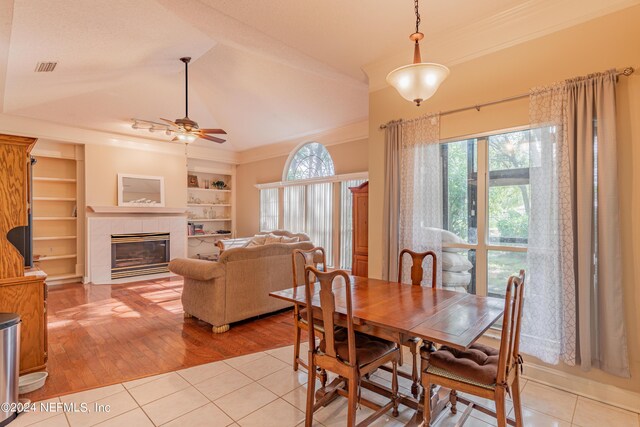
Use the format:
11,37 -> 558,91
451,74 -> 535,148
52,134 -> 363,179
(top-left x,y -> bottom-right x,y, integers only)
483,328 -> 502,341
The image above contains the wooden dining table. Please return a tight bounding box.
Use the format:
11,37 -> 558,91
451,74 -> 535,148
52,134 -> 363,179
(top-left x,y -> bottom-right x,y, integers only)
270,275 -> 511,426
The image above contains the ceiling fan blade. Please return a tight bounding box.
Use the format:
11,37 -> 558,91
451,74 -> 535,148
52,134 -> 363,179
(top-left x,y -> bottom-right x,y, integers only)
160,118 -> 178,126
199,128 -> 227,135
201,134 -> 226,144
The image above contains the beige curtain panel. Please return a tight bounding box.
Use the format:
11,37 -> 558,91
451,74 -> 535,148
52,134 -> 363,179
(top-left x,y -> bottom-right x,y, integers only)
527,69 -> 629,377
566,71 -> 628,377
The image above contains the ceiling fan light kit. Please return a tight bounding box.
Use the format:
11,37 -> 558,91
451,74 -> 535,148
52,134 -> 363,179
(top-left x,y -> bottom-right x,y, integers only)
386,0 -> 449,106
131,57 -> 227,144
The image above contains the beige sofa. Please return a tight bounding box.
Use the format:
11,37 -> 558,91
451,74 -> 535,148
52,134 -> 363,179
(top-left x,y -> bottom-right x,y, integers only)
169,231 -> 314,333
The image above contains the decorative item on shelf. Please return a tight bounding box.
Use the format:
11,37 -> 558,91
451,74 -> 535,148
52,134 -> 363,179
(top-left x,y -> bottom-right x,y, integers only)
386,0 -> 449,106
187,175 -> 199,188
187,223 -> 195,236
71,205 -> 77,217
213,180 -> 227,190
193,224 -> 204,235
216,230 -> 231,234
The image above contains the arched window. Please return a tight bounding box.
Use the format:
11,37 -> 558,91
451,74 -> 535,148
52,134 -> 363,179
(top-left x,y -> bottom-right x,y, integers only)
285,142 -> 335,181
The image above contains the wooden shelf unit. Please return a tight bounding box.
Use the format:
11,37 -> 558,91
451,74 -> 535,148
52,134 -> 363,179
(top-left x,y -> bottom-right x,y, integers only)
32,146 -> 84,285
186,162 -> 236,259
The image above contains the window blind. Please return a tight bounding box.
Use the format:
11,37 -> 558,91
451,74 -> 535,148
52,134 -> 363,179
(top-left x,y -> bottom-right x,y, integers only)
305,182 -> 333,265
283,185 -> 305,233
259,188 -> 279,231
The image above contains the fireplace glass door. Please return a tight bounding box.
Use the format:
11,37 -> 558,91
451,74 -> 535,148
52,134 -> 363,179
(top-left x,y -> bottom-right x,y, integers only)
111,233 -> 170,279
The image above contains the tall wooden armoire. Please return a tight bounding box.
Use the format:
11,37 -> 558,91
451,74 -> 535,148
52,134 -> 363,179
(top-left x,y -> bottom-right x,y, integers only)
350,181 -> 368,277
0,133 -> 48,374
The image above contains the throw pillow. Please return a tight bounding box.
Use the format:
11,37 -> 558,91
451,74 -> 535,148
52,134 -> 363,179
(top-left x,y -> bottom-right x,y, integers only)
441,252 -> 473,272
247,234 -> 268,247
424,227 -> 466,253
281,236 -> 300,244
442,271 -> 472,286
265,234 -> 284,244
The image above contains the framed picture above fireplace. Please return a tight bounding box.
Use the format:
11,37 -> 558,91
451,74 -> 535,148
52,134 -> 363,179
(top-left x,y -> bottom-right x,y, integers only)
118,173 -> 165,207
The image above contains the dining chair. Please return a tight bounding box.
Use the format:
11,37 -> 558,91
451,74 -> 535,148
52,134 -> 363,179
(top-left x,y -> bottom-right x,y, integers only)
397,248 -> 438,397
422,270 -> 526,427
303,266 -> 400,427
291,247 -> 327,372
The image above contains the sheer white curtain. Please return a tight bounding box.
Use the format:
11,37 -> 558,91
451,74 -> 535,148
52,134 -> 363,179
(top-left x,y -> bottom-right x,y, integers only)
306,182 -> 333,265
399,114 -> 443,286
283,185 -> 305,233
259,188 -> 279,231
526,83 -> 577,365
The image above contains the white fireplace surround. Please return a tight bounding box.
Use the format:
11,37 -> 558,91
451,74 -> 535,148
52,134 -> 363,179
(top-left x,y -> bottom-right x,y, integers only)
87,214 -> 186,284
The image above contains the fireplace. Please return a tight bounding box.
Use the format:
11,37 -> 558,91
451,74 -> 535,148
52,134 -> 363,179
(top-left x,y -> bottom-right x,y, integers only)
111,232 -> 170,279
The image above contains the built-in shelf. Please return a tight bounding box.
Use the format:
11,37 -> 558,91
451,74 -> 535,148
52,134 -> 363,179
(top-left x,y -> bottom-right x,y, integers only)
187,218 -> 232,222
188,234 -> 231,239
33,217 -> 77,221
187,188 -> 231,193
32,177 -> 77,183
33,154 -> 77,160
33,236 -> 77,241
37,254 -> 77,261
33,197 -> 77,202
46,273 -> 82,283
32,147 -> 82,283
187,204 -> 231,207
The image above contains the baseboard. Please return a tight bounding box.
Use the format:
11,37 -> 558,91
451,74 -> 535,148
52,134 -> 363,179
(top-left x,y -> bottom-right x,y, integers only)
523,362 -> 640,413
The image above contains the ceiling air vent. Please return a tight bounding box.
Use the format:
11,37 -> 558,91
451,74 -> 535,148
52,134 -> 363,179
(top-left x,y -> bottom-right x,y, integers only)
34,62 -> 57,72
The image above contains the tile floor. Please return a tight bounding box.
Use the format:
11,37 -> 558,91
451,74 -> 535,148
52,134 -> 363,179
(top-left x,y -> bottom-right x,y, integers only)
13,344 -> 640,427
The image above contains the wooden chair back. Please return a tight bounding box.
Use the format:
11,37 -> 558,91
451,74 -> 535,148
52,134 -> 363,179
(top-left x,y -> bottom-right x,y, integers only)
292,247 -> 326,287
398,249 -> 438,286
303,266 -> 356,364
496,270 -> 526,386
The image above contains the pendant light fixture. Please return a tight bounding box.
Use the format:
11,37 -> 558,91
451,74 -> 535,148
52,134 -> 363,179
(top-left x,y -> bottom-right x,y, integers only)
386,0 -> 449,106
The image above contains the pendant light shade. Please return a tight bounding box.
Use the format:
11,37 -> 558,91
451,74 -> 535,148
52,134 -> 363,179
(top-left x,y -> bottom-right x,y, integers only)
387,0 -> 449,106
386,62 -> 449,106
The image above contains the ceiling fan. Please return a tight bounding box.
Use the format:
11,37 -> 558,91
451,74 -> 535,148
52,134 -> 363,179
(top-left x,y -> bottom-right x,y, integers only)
131,57 -> 227,144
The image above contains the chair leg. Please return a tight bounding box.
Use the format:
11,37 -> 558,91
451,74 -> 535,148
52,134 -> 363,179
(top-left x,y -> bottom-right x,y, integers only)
495,388 -> 507,427
319,368 -> 328,388
422,374 -> 432,426
449,389 -> 458,415
293,320 -> 301,371
392,359 -> 399,417
410,339 -> 419,398
305,354 -> 317,427
512,375 -> 524,427
347,372 -> 358,427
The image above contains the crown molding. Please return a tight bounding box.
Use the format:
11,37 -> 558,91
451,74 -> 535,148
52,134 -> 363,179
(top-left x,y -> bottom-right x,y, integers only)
0,113 -> 240,164
237,119 -> 369,165
363,0 -> 640,92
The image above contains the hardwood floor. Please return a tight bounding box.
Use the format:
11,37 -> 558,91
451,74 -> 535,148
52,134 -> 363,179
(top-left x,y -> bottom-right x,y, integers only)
25,277 -> 299,401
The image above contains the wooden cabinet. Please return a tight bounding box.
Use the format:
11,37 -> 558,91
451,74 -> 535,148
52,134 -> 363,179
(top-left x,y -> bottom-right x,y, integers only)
350,181 -> 368,277
0,133 -> 48,374
0,273 -> 48,374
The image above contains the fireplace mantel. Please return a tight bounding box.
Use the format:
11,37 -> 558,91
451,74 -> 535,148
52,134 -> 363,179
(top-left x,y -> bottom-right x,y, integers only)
87,205 -> 187,215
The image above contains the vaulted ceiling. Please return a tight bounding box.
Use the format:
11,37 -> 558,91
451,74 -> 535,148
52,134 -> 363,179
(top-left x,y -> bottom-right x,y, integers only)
0,0 -> 636,152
